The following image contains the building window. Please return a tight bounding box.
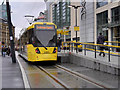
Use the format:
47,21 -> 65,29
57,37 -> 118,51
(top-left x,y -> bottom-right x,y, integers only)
111,6 -> 120,43
97,11 -> 108,26
111,6 -> 120,24
96,0 -> 108,8
97,10 -> 108,40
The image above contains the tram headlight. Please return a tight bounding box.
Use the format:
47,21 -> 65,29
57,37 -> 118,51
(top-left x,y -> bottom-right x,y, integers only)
53,48 -> 57,53
35,48 -> 40,54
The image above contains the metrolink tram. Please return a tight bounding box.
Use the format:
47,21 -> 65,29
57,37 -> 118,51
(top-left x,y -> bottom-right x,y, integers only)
19,22 -> 57,62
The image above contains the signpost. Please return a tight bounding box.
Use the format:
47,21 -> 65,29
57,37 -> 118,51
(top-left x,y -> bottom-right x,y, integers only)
74,26 -> 80,31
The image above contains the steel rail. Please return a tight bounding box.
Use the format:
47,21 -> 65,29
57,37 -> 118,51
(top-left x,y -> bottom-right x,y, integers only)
37,66 -> 69,90
56,65 -> 111,90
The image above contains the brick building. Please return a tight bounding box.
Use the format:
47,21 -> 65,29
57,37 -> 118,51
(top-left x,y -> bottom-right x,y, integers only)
0,18 -> 15,49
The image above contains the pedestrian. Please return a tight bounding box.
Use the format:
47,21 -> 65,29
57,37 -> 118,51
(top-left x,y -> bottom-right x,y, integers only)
57,37 -> 62,52
2,46 -> 6,57
97,33 -> 105,57
6,46 -> 10,56
1,45 -> 3,56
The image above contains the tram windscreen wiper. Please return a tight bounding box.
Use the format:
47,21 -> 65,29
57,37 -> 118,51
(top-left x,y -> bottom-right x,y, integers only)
43,46 -> 47,50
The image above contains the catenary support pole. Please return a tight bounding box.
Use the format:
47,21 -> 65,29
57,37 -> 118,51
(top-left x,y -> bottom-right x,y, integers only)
6,0 -> 16,63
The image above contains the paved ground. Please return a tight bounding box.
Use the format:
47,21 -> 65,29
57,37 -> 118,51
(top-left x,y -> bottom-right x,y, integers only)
0,54 -> 24,88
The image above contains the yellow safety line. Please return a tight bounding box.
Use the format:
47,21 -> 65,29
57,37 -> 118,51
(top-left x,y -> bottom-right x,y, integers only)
62,42 -> 120,48
84,48 -> 120,56
105,41 -> 120,43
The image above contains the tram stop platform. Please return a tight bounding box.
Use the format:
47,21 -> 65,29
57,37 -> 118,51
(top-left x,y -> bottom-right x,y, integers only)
0,53 -> 24,89
58,50 -> 120,75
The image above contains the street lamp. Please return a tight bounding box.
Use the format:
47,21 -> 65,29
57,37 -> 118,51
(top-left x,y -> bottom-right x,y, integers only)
24,15 -> 34,25
68,5 -> 82,53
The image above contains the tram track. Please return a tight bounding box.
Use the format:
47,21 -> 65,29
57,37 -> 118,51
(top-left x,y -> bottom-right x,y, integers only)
36,65 -> 111,89
55,65 -> 111,90
19,54 -> 112,89
36,66 -> 70,89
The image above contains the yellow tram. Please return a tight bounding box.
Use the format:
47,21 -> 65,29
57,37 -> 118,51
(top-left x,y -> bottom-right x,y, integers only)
19,22 -> 58,62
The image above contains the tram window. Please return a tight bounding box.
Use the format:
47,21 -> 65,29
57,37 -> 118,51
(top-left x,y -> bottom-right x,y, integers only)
35,30 -> 56,47
28,30 -> 34,44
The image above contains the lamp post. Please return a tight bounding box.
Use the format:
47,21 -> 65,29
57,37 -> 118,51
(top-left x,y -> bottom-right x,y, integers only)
24,15 -> 34,25
68,5 -> 82,53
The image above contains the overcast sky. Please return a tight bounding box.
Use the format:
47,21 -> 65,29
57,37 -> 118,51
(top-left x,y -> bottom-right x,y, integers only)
8,0 -> 46,38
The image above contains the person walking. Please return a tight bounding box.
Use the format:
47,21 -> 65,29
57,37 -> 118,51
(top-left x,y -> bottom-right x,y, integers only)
2,46 -> 6,57
57,37 -> 62,52
97,33 -> 105,57
6,46 -> 10,56
1,45 -> 3,56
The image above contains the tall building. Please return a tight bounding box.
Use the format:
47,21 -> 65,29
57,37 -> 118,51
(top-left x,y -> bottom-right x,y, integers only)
46,0 -> 81,41
52,1 -> 71,29
0,4 -> 7,20
94,0 -> 120,44
80,0 -> 95,43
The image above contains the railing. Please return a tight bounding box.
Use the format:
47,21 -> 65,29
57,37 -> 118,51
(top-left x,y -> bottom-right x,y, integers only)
61,41 -> 120,62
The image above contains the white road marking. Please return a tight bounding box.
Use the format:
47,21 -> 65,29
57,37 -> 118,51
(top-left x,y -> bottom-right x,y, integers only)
16,52 -> 30,88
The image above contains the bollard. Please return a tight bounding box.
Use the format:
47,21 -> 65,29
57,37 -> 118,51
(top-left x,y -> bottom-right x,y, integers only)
95,45 -> 96,58
69,43 -> 70,51
72,43 -> 73,52
84,44 -> 86,55
108,47 -> 110,62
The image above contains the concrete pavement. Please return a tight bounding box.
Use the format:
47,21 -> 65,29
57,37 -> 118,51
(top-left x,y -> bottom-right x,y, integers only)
0,54 -> 24,88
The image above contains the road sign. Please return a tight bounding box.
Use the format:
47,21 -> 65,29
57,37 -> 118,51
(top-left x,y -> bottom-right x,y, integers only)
74,26 -> 79,31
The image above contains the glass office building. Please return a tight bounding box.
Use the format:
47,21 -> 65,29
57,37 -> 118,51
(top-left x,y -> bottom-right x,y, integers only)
52,0 -> 71,29
52,0 -> 71,41
0,5 -> 7,20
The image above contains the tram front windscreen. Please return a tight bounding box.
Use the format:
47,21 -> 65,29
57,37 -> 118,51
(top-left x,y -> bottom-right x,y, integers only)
34,25 -> 57,47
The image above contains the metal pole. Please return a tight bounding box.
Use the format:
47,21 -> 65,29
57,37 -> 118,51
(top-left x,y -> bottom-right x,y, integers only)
75,7 -> 78,53
95,45 -> 96,58
6,0 -> 16,63
84,44 -> 86,55
108,47 -> 110,62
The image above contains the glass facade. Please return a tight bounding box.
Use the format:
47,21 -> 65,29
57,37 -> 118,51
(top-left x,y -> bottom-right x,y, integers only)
111,6 -> 120,24
96,0 -> 108,8
52,0 -> 71,29
0,5 -> 7,20
97,10 -> 108,40
111,6 -> 120,43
